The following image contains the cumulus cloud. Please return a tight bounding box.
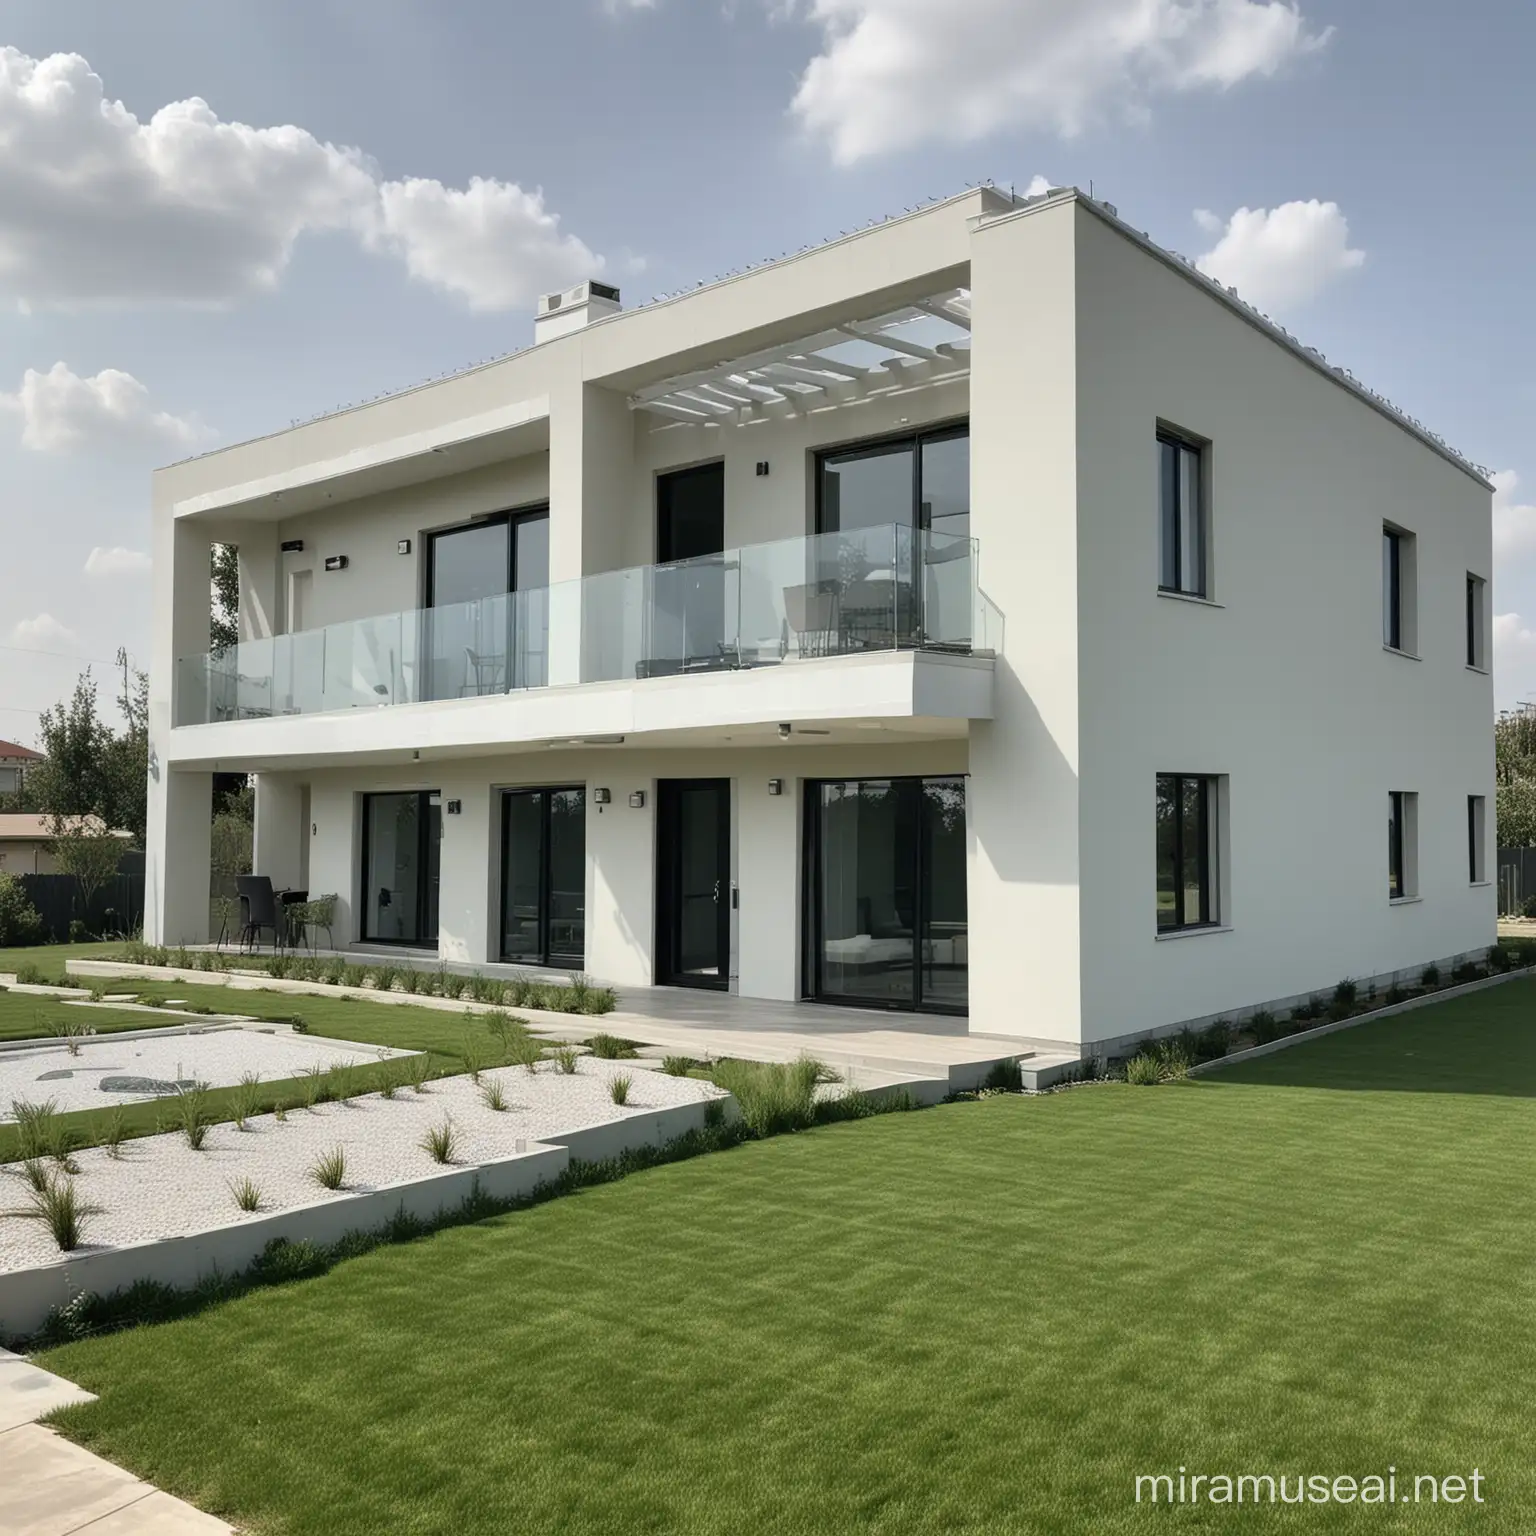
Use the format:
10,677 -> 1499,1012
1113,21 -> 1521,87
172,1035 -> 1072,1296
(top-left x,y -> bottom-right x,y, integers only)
0,47 -> 603,312
1194,199 -> 1364,313
10,613 -> 80,651
84,546 -> 152,579
783,0 -> 1330,162
0,363 -> 204,452
1492,471 -> 1536,566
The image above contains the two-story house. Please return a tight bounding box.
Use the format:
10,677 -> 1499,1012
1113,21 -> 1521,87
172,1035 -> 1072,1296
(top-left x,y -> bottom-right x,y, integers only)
146,185 -> 1495,1055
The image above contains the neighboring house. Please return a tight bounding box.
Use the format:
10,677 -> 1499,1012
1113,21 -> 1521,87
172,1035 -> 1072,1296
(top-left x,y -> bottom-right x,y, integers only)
0,815 -> 130,875
145,185 -> 1495,1053
0,741 -> 42,796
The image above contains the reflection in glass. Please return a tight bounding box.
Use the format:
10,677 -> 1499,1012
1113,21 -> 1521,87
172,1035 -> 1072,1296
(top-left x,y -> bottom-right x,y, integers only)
500,787 -> 586,967
363,792 -> 440,945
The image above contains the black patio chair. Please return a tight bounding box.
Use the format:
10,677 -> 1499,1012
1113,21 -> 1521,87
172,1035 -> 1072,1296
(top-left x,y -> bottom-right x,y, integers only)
236,874 -> 282,952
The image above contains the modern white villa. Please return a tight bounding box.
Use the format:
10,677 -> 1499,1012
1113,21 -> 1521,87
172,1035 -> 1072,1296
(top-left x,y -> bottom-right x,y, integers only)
145,184 -> 1496,1054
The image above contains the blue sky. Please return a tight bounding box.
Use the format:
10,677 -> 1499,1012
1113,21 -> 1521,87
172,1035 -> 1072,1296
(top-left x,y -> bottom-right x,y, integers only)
1,0 -> 1531,739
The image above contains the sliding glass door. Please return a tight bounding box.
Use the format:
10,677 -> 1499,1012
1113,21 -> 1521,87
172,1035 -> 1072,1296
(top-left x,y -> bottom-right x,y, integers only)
361,791 -> 441,946
500,787 -> 586,967
806,775 -> 967,1013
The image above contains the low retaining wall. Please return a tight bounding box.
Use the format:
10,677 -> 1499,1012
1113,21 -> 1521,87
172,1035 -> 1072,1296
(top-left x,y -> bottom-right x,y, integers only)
0,1095 -> 732,1340
1190,965 -> 1534,1075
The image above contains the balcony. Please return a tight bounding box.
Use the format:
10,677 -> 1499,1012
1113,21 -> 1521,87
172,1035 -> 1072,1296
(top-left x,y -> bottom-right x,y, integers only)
173,525 -> 994,730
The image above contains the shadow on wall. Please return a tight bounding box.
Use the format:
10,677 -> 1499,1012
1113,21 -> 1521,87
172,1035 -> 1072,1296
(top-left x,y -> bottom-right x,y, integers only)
1203,978 -> 1536,1098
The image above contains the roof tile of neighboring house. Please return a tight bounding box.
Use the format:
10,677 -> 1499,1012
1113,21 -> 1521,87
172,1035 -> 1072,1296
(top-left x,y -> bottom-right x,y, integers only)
0,814 -> 130,840
0,741 -> 43,761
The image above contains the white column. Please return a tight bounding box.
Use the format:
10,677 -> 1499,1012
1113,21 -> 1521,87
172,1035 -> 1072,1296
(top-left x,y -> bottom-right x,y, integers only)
252,774 -> 305,892
736,770 -> 801,1000
436,767 -> 495,964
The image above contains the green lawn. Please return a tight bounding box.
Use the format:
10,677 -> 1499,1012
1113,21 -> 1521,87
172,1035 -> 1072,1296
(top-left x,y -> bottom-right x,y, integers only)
0,989 -> 163,1043
0,941 -> 131,981
32,980 -> 1536,1534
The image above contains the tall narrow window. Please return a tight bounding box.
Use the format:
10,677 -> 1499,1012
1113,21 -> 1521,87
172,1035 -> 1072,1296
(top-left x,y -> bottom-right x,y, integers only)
1469,794 -> 1487,883
1388,791 -> 1418,899
1157,430 -> 1206,597
500,786 -> 586,968
1383,530 -> 1403,650
1467,574 -> 1487,669
1156,774 -> 1217,932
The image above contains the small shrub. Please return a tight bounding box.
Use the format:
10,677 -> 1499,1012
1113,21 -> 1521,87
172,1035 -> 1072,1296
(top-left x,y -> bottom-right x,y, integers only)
609,1073 -> 633,1106
327,1061 -> 358,1104
441,970 -> 467,1001
102,1104 -> 128,1159
481,1077 -> 508,1112
505,976 -> 534,1008
1489,944 -> 1514,973
704,1097 -> 726,1129
404,1053 -> 431,1093
232,1070 -> 261,1129
709,1056 -> 831,1136
1421,962 -> 1441,988
371,964 -> 399,994
586,1032 -> 637,1060
1332,978 -> 1358,1008
308,1146 -> 347,1190
981,1058 -> 1022,1092
460,1035 -> 485,1084
228,1175 -> 263,1212
0,872 -> 45,946
421,1119 -> 457,1164
1289,995 -> 1325,1023
552,1045 -> 580,1075
299,1063 -> 325,1109
1384,985 -> 1407,1005
1193,1020 -> 1232,1062
13,1173 -> 103,1251
21,1157 -> 51,1193
322,957 -> 347,986
171,1085 -> 212,1150
255,1236 -> 325,1282
11,1096 -> 65,1162
14,962 -> 46,985
1451,960 -> 1483,985
400,967 -> 423,994
267,953 -> 292,979
377,1064 -> 400,1100
661,1055 -> 696,1076
467,972 -> 495,1003
273,1099 -> 289,1122
1124,1053 -> 1163,1085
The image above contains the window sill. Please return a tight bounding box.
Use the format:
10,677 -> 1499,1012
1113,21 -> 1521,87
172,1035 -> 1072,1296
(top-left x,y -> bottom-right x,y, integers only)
1157,588 -> 1223,609
1383,645 -> 1420,661
1470,880 -> 1492,888
1155,923 -> 1232,942
1466,664 -> 1490,676
1389,894 -> 1423,906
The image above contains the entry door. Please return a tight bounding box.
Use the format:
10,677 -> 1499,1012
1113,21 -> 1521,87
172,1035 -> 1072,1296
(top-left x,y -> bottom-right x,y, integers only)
361,790 -> 441,946
652,463 -> 726,674
657,779 -> 731,989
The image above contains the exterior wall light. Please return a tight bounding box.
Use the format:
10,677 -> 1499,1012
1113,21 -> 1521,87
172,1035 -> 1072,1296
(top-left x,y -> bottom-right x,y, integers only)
446,799 -> 462,815
324,555 -> 349,572
397,539 -> 413,555
593,788 -> 612,806
628,790 -> 646,809
767,779 -> 784,796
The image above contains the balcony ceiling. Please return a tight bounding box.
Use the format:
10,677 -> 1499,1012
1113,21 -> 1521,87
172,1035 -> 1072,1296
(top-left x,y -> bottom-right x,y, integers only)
630,289 -> 971,429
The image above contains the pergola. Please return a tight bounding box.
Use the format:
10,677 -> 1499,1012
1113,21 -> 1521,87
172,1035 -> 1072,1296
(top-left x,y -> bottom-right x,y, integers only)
629,289 -> 972,428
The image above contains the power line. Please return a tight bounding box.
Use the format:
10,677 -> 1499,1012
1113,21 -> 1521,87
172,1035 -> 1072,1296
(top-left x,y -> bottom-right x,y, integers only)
0,642 -> 123,666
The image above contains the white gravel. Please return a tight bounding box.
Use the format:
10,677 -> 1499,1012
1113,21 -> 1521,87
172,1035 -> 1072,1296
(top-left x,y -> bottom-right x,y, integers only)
0,1058 -> 724,1273
0,1027 -> 413,1120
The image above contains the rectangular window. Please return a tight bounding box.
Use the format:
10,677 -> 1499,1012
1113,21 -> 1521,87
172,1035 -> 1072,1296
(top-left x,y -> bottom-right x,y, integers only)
1469,794 -> 1487,883
360,791 -> 441,945
1157,430 -> 1206,597
1388,790 -> 1419,899
1156,774 -> 1217,931
500,787 -> 586,967
1382,524 -> 1417,653
1467,574 -> 1487,669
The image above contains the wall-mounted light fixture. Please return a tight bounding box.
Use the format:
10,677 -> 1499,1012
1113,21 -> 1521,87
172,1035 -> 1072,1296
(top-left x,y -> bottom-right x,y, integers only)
324,555 -> 349,572
778,722 -> 791,740
280,539 -> 305,553
767,779 -> 784,796
593,787 -> 612,806
446,799 -> 462,815
397,539 -> 412,555
628,790 -> 646,809
755,460 -> 770,477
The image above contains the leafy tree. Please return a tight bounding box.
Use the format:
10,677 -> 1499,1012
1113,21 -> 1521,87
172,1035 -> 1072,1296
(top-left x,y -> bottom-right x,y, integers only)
1495,708 -> 1536,847
211,542 -> 239,653
48,826 -> 126,915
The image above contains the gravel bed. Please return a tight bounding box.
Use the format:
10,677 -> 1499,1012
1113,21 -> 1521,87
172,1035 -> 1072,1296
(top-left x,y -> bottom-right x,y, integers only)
0,1027 -> 413,1119
0,1059 -> 725,1273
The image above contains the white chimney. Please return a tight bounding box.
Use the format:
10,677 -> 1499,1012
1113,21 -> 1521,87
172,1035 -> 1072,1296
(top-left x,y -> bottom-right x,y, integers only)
534,280 -> 622,343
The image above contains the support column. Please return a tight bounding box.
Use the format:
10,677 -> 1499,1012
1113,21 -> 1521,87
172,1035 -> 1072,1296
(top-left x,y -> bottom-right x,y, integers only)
252,774 -> 305,892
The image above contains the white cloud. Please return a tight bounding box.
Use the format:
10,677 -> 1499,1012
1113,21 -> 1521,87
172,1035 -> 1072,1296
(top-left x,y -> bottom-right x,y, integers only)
1493,471 -> 1536,566
784,0 -> 1330,162
10,613 -> 80,652
0,363 -> 204,452
368,177 -> 603,312
83,546 -> 152,579
0,47 -> 603,312
1194,199 -> 1364,313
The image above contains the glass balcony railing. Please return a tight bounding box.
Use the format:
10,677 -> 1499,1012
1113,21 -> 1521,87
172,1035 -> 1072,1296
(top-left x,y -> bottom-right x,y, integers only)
173,523 -> 994,727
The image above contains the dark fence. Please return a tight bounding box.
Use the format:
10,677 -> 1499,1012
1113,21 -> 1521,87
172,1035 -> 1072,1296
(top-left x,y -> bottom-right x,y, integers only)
1496,848 -> 1536,916
17,873 -> 145,942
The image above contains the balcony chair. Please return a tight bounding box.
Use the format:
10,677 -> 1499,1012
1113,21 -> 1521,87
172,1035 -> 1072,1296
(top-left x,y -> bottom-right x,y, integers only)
235,875 -> 282,952
783,584 -> 838,658
461,647 -> 506,697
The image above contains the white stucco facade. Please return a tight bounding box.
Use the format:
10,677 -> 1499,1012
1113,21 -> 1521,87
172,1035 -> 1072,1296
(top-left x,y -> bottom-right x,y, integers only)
145,187 -> 1495,1052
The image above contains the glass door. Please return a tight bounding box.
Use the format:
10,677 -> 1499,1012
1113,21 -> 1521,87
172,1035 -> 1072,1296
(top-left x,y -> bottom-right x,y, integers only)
650,463 -> 726,675
361,790 -> 440,946
500,786 -> 586,967
807,775 -> 967,1014
656,778 -> 731,988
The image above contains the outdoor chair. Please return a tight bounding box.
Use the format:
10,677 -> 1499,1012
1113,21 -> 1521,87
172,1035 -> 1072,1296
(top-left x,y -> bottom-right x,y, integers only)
235,875 -> 282,952
461,647 -> 506,697
783,583 -> 838,657
290,893 -> 338,952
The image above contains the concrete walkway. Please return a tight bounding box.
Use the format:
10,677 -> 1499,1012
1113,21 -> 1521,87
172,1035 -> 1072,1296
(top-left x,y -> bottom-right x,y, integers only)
0,1349 -> 233,1535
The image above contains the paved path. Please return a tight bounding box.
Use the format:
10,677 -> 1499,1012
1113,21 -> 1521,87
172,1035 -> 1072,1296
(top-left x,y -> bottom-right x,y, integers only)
0,1349 -> 233,1535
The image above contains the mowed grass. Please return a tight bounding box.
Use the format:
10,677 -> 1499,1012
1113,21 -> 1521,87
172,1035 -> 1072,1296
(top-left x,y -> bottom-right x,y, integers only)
0,990 -> 162,1043
0,941 -> 132,981
34,981 -> 1536,1535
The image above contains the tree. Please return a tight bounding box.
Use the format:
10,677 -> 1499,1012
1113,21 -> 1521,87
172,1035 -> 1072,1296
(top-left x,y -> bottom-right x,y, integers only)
98,650 -> 149,846
48,825 -> 126,917
1495,707 -> 1536,847
211,542 -> 239,653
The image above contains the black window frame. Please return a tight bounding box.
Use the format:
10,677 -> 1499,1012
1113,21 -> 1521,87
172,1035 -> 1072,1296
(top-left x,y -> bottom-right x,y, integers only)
359,790 -> 440,947
1468,794 -> 1485,884
424,502 -> 551,609
1466,573 -> 1486,669
1389,790 -> 1407,899
802,773 -> 969,1016
814,419 -> 969,536
498,785 -> 586,969
1383,527 -> 1404,651
1157,428 -> 1207,598
1156,773 -> 1217,932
